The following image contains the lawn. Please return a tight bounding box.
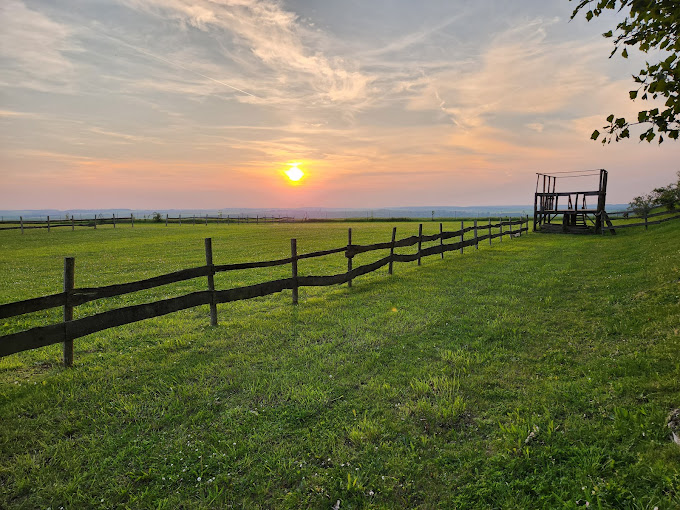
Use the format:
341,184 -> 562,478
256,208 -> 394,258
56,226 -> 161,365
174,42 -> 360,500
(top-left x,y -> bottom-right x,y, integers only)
0,219 -> 678,509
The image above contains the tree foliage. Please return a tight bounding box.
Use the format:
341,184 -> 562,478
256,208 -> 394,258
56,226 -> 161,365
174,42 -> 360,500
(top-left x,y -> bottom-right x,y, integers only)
629,171 -> 680,215
571,0 -> 680,143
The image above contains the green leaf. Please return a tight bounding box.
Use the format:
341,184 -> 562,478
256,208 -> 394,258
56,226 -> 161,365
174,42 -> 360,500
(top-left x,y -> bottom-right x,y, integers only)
591,130 -> 600,140
638,111 -> 648,123
622,48 -> 628,58
586,10 -> 593,21
606,114 -> 614,123
629,90 -> 637,100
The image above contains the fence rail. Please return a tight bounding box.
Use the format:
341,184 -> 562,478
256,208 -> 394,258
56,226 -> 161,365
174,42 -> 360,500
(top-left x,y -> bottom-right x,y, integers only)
0,214 -> 296,232
603,209 -> 680,231
0,218 -> 529,362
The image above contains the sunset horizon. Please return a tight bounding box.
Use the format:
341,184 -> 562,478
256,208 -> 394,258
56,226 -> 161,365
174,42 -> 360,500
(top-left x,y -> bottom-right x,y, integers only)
2,0 -> 678,210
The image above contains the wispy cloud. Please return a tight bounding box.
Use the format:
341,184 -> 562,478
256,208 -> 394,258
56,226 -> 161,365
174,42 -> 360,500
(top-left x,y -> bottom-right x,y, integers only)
0,0 -> 80,91
120,0 -> 373,106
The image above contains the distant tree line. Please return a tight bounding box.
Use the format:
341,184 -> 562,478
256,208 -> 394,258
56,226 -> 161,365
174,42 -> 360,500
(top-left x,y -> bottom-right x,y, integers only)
629,171 -> 680,216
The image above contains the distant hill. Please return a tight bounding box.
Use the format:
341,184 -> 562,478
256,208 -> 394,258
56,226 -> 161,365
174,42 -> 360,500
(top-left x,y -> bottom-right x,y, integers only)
0,205 -> 629,221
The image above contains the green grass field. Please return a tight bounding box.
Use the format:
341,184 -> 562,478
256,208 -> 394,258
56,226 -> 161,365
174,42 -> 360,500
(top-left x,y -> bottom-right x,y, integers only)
1,219 -> 679,509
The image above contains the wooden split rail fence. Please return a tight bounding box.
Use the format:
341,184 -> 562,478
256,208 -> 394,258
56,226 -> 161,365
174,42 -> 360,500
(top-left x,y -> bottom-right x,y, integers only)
0,214 -> 295,232
0,215 -> 135,232
0,218 -> 529,364
602,209 -> 680,232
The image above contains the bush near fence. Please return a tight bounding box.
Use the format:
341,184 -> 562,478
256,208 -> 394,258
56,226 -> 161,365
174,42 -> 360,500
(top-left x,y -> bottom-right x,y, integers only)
0,218 -> 529,364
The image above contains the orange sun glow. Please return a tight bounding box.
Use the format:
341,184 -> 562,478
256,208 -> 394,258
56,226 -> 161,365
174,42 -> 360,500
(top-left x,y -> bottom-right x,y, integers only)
285,165 -> 304,182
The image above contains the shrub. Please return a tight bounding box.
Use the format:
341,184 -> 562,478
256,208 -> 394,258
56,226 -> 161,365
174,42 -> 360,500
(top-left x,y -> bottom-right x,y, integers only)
629,195 -> 654,217
652,186 -> 678,211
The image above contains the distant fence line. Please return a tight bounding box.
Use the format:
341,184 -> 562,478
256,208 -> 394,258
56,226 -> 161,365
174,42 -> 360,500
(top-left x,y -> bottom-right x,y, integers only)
602,209 -> 680,232
0,218 -> 529,364
0,214 -> 296,232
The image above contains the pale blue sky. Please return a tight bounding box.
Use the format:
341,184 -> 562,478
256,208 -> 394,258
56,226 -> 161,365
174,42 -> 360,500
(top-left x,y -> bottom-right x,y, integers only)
1,0 -> 677,209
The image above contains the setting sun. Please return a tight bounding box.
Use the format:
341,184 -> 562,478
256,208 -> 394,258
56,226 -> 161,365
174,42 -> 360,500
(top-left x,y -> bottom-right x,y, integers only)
285,166 -> 304,182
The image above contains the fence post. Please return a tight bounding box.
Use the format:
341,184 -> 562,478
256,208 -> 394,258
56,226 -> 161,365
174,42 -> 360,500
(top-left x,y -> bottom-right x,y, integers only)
508,217 -> 512,238
518,217 -> 522,237
389,226 -> 397,275
489,218 -> 492,246
645,212 -> 648,230
205,214 -> 208,226
113,214 -> 116,229
499,218 -> 503,242
47,215 -> 50,233
72,215 -> 75,231
291,239 -> 298,304
439,223 -> 444,259
474,220 -> 478,250
179,214 -> 182,226
63,257 -> 75,367
131,214 -> 134,228
94,214 -> 97,230
20,216 -> 23,235
205,238 -> 217,326
418,223 -> 423,266
347,228 -> 353,288
460,220 -> 464,254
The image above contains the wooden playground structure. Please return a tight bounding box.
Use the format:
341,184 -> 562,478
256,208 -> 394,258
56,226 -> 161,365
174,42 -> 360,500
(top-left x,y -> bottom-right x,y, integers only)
533,169 -> 615,234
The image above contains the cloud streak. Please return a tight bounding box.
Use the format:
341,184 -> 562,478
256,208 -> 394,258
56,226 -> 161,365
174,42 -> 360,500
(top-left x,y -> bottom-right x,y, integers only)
120,0 -> 373,106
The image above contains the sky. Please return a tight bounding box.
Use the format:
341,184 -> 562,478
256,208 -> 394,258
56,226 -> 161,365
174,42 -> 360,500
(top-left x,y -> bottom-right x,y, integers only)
1,0 -> 678,210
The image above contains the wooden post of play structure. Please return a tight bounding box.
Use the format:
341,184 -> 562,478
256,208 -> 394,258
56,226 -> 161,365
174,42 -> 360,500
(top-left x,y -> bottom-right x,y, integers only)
460,220 -> 464,254
417,224 -> 423,266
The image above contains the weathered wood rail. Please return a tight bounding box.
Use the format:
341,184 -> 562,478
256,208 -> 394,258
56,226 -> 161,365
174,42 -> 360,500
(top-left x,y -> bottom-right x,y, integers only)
0,218 -> 529,363
0,214 -> 295,232
603,209 -> 680,231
